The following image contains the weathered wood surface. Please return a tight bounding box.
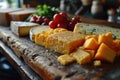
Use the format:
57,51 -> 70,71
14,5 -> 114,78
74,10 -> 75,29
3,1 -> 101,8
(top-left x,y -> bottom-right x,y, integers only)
0,29 -> 42,80
0,26 -> 120,80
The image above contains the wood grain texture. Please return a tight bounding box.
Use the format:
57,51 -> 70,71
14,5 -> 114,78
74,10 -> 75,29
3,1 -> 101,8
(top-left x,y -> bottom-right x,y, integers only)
0,24 -> 120,80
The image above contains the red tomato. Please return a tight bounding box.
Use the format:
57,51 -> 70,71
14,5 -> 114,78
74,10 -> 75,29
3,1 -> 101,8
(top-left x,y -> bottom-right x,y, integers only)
59,12 -> 68,17
53,13 -> 66,23
57,23 -> 67,29
49,21 -> 57,29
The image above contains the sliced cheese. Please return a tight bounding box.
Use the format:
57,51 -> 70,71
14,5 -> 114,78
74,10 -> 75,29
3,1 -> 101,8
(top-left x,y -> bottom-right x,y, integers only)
9,8 -> 36,21
45,31 -> 85,54
10,21 -> 39,37
74,23 -> 120,38
30,26 -> 50,42
0,8 -> 23,26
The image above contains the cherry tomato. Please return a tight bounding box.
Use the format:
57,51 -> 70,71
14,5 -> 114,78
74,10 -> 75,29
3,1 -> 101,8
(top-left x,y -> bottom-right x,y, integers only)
53,14 -> 66,23
57,23 -> 67,29
59,12 -> 68,17
49,21 -> 57,29
72,16 -> 81,22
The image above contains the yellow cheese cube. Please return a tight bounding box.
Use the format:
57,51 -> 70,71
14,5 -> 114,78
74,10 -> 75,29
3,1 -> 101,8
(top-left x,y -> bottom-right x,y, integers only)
98,32 -> 113,46
72,48 -> 91,64
93,60 -> 101,66
95,43 -> 116,63
57,54 -> 75,65
83,38 -> 99,50
85,50 -> 95,59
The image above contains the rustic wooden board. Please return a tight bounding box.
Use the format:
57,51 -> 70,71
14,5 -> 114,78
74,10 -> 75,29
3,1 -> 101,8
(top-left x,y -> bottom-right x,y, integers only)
0,26 -> 120,80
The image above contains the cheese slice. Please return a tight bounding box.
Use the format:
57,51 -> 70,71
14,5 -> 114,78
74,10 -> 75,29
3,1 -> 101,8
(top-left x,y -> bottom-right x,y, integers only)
74,23 -> 120,38
45,31 -> 85,54
0,8 -> 23,26
30,26 -> 50,41
9,8 -> 36,21
10,21 -> 39,37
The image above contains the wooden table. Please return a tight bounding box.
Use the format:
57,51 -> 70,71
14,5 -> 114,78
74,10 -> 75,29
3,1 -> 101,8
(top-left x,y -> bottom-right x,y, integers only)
0,18 -> 120,80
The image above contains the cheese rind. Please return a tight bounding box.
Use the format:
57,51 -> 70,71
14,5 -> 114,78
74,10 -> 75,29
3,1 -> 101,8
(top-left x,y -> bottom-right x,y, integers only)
30,26 -> 50,41
10,21 -> 39,37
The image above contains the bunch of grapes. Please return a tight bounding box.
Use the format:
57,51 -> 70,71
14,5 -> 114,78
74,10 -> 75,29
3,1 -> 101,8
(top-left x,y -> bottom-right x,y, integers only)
49,12 -> 81,31
30,15 -> 50,25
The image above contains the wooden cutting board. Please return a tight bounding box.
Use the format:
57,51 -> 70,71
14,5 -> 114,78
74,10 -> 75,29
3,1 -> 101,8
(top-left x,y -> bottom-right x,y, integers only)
0,24 -> 120,80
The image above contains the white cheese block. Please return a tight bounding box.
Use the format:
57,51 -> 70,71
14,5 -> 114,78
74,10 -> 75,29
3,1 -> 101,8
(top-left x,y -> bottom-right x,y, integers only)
29,25 -> 50,42
9,8 -> 36,21
10,21 -> 39,37
0,8 -> 23,26
74,23 -> 120,38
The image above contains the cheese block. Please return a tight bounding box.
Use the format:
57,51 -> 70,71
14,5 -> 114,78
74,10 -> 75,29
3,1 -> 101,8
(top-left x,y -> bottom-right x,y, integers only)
30,26 -> 50,42
74,23 -> 120,38
45,31 -> 85,54
10,21 -> 39,37
35,28 -> 68,47
9,8 -> 36,21
0,8 -> 23,26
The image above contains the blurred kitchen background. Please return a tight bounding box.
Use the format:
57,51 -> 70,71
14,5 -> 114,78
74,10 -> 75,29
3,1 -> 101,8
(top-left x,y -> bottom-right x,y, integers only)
0,0 -> 120,23
0,0 -> 120,80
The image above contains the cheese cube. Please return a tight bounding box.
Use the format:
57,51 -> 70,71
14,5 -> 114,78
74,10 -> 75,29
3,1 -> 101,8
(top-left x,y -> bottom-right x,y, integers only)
57,54 -> 75,65
83,38 -> 99,50
95,43 -> 116,63
72,48 -> 91,64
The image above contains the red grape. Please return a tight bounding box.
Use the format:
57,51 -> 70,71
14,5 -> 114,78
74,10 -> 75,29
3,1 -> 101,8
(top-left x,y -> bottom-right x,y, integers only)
44,18 -> 50,25
30,15 -> 38,23
36,16 -> 44,24
33,15 -> 38,21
